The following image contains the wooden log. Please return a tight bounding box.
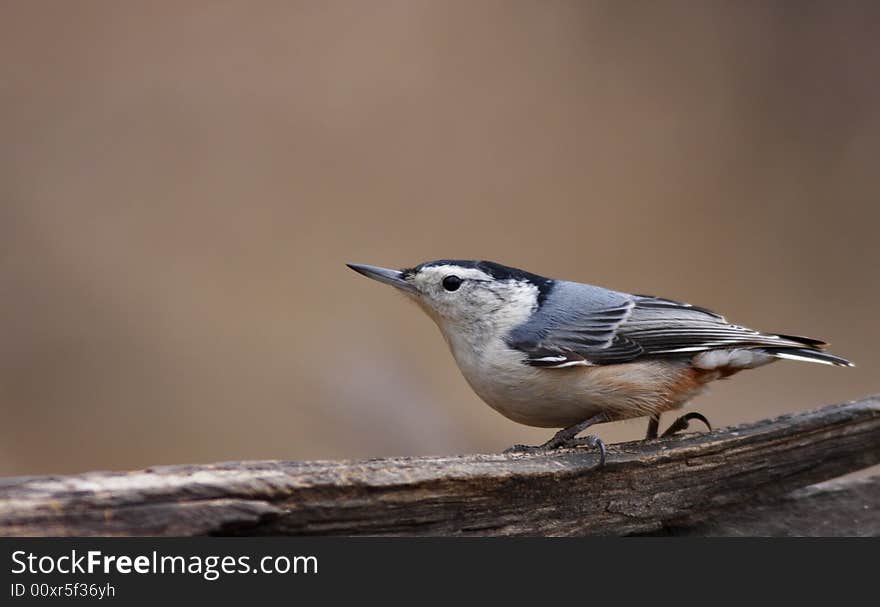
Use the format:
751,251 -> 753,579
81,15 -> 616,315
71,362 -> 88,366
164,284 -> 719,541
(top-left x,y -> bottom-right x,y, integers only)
0,396 -> 878,536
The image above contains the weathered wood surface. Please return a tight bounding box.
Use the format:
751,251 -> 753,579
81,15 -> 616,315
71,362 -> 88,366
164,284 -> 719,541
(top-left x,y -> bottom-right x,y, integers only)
654,475 -> 880,536
1,395 -> 878,536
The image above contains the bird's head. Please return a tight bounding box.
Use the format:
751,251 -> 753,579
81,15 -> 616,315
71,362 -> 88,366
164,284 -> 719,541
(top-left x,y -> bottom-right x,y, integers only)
347,260 -> 552,337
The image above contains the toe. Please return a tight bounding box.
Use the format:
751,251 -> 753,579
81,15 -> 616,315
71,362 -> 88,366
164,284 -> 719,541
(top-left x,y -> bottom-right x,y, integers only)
504,444 -> 537,454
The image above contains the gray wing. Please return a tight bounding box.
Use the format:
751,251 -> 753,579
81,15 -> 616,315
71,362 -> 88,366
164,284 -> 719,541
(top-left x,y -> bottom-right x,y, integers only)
508,284 -> 821,367
506,282 -> 640,367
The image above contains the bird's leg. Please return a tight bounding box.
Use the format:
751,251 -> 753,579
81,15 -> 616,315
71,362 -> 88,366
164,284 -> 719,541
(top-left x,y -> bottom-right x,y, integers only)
504,412 -> 609,466
660,412 -> 712,438
539,412 -> 608,449
645,414 -> 661,440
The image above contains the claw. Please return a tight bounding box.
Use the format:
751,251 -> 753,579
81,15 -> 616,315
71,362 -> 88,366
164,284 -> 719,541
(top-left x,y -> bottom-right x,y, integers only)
564,435 -> 607,467
660,412 -> 712,438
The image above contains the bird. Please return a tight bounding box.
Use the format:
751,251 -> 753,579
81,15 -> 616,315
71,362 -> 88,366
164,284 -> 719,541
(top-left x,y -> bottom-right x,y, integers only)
347,260 -> 853,464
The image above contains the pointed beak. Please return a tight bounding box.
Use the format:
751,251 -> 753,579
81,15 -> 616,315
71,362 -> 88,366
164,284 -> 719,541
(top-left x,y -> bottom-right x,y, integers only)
346,263 -> 418,294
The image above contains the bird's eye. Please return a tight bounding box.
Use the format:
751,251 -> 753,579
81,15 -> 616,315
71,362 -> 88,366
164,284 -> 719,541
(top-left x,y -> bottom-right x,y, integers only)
442,275 -> 462,292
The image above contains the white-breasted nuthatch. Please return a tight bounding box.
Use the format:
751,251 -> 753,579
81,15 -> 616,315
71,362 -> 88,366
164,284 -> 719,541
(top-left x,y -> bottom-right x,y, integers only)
347,260 -> 853,463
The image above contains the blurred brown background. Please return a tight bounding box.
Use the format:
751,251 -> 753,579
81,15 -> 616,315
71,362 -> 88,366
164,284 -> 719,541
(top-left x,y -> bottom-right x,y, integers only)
1,2 -> 878,476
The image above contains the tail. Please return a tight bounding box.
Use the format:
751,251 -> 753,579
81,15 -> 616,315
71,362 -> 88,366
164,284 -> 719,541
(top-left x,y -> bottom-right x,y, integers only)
762,342 -> 854,367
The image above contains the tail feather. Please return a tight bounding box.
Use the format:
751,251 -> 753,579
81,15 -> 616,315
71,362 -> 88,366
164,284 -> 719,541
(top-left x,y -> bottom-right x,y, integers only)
763,347 -> 854,367
773,333 -> 828,349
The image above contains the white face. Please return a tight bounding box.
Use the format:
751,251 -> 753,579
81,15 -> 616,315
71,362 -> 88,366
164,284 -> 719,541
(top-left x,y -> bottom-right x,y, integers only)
405,264 -> 539,335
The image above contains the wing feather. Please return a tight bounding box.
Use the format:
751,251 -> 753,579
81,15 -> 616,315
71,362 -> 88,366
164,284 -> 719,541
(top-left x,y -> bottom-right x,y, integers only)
509,287 -> 818,367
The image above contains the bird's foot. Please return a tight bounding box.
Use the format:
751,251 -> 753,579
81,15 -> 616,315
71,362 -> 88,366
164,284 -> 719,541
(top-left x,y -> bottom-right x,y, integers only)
504,412 -> 608,465
503,434 -> 607,466
562,434 -> 607,466
660,412 -> 712,438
